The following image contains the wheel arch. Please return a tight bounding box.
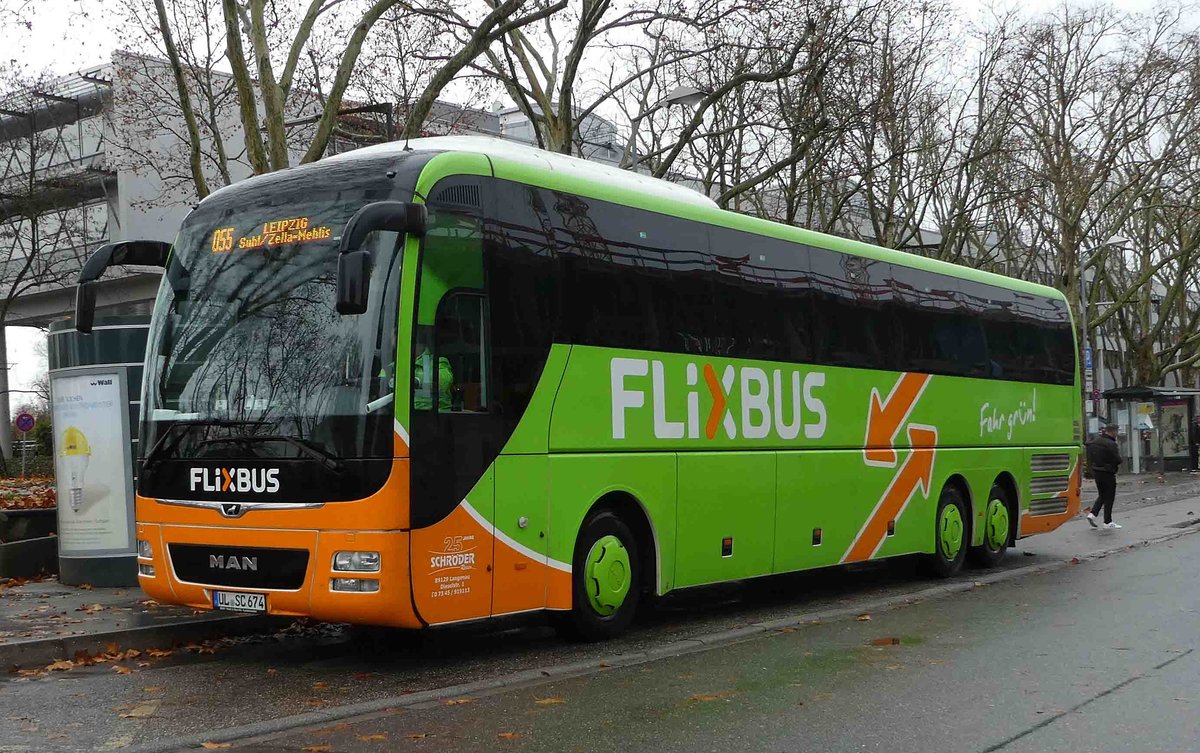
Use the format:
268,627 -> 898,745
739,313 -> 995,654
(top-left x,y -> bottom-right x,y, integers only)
583,490 -> 661,597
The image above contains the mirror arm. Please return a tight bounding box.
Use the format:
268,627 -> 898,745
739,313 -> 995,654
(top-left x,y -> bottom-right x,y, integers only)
75,240 -> 172,333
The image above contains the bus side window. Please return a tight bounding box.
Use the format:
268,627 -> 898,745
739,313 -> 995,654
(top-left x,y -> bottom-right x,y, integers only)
433,293 -> 489,413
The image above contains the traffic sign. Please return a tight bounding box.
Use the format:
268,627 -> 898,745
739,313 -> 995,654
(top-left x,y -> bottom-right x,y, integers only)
14,412 -> 35,433
1084,348 -> 1093,369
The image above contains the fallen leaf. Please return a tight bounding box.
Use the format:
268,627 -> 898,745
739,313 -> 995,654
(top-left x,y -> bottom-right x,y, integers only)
498,732 -> 522,740
200,743 -> 231,750
534,697 -> 566,705
688,691 -> 734,702
113,666 -> 134,675
869,637 -> 900,646
301,746 -> 332,752
119,701 -> 160,719
146,648 -> 173,659
312,681 -> 329,690
79,583 -> 94,590
143,687 -> 164,693
406,733 -> 429,740
47,659 -> 74,672
444,697 -> 473,705
357,734 -> 388,741
856,613 -> 871,621
106,642 -> 119,654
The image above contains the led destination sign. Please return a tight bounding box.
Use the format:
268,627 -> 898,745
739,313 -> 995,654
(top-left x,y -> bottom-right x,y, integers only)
210,216 -> 333,253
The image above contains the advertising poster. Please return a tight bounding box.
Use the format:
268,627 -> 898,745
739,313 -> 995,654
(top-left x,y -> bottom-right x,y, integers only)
51,370 -> 132,554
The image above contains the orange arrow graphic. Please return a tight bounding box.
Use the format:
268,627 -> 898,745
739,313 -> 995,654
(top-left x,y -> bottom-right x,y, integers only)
702,363 -> 727,440
844,425 -> 937,563
863,373 -> 931,466
221,468 -> 232,492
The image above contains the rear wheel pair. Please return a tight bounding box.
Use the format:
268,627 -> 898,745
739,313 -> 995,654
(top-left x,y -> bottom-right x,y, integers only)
924,483 -> 1011,577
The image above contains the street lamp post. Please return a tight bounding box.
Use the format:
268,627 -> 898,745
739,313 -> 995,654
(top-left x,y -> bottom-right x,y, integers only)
621,85 -> 708,169
1079,235 -> 1130,429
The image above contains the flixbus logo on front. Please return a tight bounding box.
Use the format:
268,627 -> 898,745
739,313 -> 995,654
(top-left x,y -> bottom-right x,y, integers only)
190,467 -> 280,494
610,357 -> 827,441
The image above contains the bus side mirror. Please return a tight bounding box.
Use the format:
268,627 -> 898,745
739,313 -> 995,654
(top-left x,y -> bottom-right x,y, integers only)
336,251 -> 372,315
75,240 -> 171,333
336,202 -> 427,315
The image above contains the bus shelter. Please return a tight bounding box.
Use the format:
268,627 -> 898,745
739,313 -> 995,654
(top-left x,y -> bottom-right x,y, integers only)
1101,386 -> 1200,474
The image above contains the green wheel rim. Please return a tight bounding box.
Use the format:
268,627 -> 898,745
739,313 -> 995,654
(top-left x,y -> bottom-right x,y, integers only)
985,498 -> 1009,550
938,504 -> 964,560
584,534 -> 631,616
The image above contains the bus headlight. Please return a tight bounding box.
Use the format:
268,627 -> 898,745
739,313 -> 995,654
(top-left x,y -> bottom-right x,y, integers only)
137,539 -> 153,559
332,551 -> 380,572
331,577 -> 380,593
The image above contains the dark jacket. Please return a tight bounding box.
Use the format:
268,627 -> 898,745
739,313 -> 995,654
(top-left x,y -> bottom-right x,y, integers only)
1086,433 -> 1122,474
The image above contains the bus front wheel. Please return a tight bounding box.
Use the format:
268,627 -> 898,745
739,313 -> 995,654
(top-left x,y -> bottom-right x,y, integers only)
968,483 -> 1011,569
922,485 -> 968,578
562,510 -> 641,641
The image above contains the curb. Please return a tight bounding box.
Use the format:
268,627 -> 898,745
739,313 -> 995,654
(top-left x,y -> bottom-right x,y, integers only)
125,522 -> 1200,753
0,613 -> 282,670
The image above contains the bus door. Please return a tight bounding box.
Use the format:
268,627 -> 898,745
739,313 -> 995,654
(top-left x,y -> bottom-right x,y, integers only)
408,207 -> 500,624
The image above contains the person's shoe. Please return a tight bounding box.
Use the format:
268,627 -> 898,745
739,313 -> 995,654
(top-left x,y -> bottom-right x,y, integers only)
1086,513 -> 1098,527
1103,522 -> 1122,530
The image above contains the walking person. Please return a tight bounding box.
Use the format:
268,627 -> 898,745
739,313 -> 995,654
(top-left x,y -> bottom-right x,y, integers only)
1086,423 -> 1122,529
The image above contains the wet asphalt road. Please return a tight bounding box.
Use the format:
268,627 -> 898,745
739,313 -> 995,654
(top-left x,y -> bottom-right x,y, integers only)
2,531 -> 1196,752
236,532 -> 1200,753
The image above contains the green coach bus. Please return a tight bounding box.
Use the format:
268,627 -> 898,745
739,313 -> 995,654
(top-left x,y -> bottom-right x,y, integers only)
77,136 -> 1082,641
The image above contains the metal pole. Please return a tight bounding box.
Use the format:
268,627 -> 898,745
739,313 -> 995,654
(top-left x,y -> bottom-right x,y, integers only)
1079,249 -> 1091,429
20,429 -> 26,478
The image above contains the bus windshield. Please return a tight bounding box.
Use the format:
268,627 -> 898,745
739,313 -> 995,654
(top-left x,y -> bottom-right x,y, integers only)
140,186 -> 404,465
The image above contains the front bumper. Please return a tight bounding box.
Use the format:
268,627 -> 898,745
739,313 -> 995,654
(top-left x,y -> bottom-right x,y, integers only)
136,522 -> 422,628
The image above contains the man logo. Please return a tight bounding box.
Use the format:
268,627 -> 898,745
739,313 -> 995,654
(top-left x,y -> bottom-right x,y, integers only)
209,554 -> 258,571
220,503 -> 245,518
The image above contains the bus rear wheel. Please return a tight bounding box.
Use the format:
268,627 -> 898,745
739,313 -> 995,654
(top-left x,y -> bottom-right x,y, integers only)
968,484 -> 1011,569
562,510 -> 641,642
922,485 -> 968,578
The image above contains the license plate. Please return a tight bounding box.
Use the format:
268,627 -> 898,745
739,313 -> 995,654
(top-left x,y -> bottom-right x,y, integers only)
212,590 -> 266,613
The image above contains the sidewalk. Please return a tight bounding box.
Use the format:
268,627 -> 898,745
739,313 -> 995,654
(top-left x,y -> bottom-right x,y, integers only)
2,490 -> 1198,674
1015,492 -> 1200,562
1112,470 -> 1200,509
0,577 -> 280,670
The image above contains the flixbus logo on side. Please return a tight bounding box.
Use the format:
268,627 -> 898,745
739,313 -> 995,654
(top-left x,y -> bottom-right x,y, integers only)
610,357 -> 827,441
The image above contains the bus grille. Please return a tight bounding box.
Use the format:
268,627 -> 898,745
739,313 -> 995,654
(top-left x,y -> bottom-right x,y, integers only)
1030,454 -> 1071,472
1029,475 -> 1070,496
169,544 -> 309,590
1029,498 -> 1069,516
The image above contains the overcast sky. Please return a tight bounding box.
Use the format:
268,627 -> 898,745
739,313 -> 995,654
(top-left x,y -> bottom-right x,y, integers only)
0,0 -> 1180,401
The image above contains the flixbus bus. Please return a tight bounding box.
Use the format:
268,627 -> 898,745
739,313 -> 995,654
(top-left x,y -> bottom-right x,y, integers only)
74,136 -> 1081,640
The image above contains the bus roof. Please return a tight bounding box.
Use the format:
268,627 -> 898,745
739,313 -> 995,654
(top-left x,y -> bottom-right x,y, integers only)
327,136 -> 1067,303
325,135 -> 719,210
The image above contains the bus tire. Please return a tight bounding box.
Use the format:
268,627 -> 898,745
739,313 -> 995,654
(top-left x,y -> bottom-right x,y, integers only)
921,485 -> 968,578
968,483 -> 1011,569
562,510 -> 641,642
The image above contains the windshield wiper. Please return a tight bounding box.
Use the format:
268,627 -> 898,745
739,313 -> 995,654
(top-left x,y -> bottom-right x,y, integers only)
142,419 -> 267,472
196,434 -> 346,475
